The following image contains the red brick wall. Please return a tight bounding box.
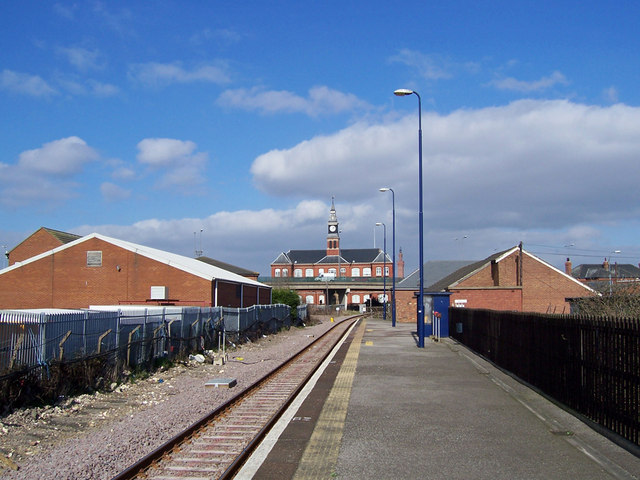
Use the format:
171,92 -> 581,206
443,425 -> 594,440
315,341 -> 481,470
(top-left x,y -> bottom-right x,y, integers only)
9,228 -> 63,265
449,288 -> 523,311
395,289 -> 417,323
0,238 -> 273,309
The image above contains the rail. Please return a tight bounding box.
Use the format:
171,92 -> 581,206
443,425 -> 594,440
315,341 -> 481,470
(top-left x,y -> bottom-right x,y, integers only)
111,315 -> 361,480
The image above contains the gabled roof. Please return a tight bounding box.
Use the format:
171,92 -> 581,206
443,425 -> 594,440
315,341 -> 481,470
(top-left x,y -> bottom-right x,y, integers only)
272,248 -> 387,266
572,263 -> 640,280
4,233 -> 267,288
8,227 -> 81,254
424,247 -> 596,293
397,260 -> 478,290
43,227 -> 82,245
196,256 -> 259,277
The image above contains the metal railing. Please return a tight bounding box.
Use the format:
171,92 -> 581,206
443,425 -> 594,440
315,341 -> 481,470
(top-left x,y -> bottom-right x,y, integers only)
0,303 -> 305,376
450,308 -> 640,448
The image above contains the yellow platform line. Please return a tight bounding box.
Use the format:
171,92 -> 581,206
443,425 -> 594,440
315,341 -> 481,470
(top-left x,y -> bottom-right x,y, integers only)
292,319 -> 367,480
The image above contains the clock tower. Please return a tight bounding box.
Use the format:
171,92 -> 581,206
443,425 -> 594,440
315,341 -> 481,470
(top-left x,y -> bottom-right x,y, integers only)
327,197 -> 340,256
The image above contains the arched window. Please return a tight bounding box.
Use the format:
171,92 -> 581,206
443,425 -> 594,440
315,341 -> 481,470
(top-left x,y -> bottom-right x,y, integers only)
376,267 -> 382,276
363,267 -> 372,277
351,267 -> 360,277
305,268 -> 314,277
294,268 -> 303,277
282,269 -> 288,277
275,268 -> 281,277
305,295 -> 314,304
352,294 -> 361,303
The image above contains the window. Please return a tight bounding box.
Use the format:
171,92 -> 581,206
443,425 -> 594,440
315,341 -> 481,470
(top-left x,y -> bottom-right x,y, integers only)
352,294 -> 361,303
318,295 -> 325,305
385,266 -> 390,276
328,268 -> 337,275
305,268 -> 314,277
87,251 -> 102,267
282,269 -> 288,277
294,269 -> 303,277
376,267 -> 382,276
351,267 -> 360,277
305,295 -> 315,304
363,267 -> 372,277
340,267 -> 346,274
274,268 -> 281,277
318,268 -> 325,275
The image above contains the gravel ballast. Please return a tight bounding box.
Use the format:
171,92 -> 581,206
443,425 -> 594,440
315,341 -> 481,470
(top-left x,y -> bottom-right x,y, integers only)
0,317 -> 338,480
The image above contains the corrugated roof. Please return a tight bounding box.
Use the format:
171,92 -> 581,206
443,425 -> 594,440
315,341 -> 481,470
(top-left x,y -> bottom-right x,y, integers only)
4,233 -> 268,288
196,256 -> 259,276
43,227 -> 82,244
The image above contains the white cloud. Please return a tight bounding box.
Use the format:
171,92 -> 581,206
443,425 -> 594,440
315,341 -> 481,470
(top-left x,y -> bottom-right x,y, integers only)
18,137 -> 98,175
56,46 -> 104,71
0,69 -> 57,96
0,137 -> 98,208
252,99 -> 640,234
129,61 -> 230,86
136,138 -> 208,190
490,71 -> 569,92
217,86 -> 370,116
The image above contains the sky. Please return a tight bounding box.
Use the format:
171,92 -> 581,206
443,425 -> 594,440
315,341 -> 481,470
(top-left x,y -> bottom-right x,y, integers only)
2,1 -> 640,276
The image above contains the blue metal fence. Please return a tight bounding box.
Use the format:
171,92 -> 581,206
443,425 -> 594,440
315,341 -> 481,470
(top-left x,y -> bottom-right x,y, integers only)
0,303 -> 305,375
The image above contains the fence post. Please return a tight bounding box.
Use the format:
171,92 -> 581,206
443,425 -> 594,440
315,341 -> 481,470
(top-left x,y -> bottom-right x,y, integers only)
59,330 -> 72,361
127,325 -> 141,367
9,330 -> 25,370
97,329 -> 112,354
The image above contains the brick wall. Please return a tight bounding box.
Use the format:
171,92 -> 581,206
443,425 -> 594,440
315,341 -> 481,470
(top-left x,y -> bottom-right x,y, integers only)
9,228 -> 63,265
0,237 -> 270,309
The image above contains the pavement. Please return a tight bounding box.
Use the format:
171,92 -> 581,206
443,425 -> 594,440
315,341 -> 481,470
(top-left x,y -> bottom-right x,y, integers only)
238,316 -> 640,480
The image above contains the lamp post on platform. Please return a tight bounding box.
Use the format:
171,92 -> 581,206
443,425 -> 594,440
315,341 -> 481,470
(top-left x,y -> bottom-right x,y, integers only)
376,222 -> 387,320
379,187 -> 396,327
394,88 -> 425,347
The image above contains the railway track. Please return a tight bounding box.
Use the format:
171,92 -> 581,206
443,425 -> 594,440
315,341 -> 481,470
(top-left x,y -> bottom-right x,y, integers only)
112,316 -> 361,480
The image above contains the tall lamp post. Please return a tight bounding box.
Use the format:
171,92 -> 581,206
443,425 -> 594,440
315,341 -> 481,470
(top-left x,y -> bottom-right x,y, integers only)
394,88 -> 425,348
376,222 -> 387,321
379,187 -> 396,327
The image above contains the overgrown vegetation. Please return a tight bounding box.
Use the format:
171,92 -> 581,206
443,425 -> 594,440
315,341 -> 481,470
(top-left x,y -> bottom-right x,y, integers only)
572,285 -> 640,317
272,288 -> 301,320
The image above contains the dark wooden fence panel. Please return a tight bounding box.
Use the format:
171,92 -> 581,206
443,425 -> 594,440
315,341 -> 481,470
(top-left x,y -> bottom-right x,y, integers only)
450,308 -> 640,447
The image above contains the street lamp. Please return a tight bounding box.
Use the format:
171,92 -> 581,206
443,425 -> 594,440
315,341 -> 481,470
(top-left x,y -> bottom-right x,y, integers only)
379,187 -> 396,327
394,88 -> 425,347
376,222 -> 387,321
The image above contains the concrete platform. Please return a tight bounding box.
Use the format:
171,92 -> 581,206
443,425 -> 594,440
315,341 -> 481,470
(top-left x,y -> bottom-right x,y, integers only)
240,317 -> 640,479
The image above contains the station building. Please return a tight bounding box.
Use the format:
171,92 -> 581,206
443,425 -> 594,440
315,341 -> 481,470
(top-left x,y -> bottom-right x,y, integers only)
269,200 -> 402,307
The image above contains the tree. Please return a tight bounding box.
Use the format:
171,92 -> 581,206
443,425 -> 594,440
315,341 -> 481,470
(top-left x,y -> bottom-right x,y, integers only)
272,288 -> 301,317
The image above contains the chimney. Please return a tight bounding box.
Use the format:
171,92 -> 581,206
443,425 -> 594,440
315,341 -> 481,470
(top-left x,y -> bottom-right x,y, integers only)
603,258 -> 610,271
565,258 -> 572,275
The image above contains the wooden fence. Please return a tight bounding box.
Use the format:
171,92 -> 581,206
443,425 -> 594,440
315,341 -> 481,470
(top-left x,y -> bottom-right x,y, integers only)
450,308 -> 640,448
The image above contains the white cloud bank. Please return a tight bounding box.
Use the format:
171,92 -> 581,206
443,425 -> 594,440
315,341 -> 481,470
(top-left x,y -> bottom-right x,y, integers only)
70,99 -> 640,273
252,99 -> 640,232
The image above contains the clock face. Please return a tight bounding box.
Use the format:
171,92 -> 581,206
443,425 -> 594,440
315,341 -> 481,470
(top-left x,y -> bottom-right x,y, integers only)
329,225 -> 337,232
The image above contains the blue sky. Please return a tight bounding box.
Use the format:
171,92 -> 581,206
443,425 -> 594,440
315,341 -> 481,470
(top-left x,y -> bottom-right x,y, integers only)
2,1 -> 640,275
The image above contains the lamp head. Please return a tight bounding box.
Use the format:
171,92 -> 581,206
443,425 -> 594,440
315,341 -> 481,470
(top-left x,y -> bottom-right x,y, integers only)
394,88 -> 414,96
376,222 -> 382,226
379,187 -> 390,192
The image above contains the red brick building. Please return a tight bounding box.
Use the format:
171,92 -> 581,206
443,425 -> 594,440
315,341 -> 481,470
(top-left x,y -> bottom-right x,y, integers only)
8,227 -> 81,265
395,245 -> 597,322
0,233 -> 270,309
269,200 -> 403,306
